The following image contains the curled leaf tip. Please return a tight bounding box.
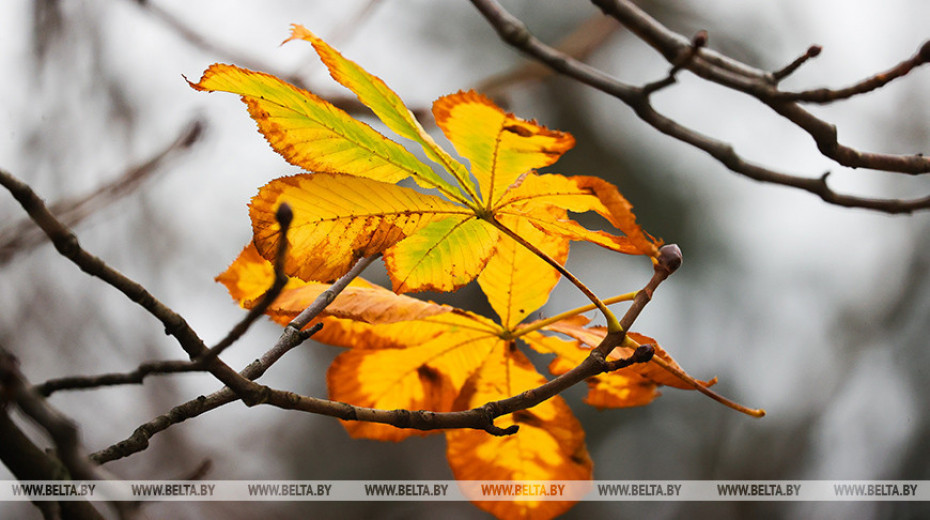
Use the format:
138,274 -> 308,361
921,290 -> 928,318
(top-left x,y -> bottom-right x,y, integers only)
283,23 -> 315,45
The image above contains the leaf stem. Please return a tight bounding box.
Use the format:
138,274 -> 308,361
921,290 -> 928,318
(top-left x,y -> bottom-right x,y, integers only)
488,217 -> 622,332
620,335 -> 766,418
652,354 -> 765,418
511,291 -> 637,339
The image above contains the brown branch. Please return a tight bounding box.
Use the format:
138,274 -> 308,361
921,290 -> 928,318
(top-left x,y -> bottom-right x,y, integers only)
197,203 -> 294,362
91,254 -> 379,464
0,119 -> 204,266
594,244 -> 681,358
590,0 -> 930,174
0,168 -> 291,410
93,247 -> 676,451
34,360 -> 204,397
0,349 -> 129,519
470,0 -> 930,213
772,45 -> 822,82
0,168 -> 207,359
90,323 -> 325,464
90,242 -> 750,450
774,41 -> 930,102
641,30 -> 707,96
34,204 -> 295,395
0,411 -> 105,520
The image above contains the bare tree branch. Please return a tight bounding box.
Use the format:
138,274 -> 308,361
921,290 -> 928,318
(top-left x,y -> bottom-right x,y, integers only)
90,323 -> 325,464
0,411 -> 105,520
0,168 -> 283,405
197,203 -> 294,362
470,0 -> 930,213
773,42 -> 930,102
34,203 -> 295,396
91,255 -> 382,464
0,349 -> 131,519
35,360 -> 204,396
590,0 -> 930,174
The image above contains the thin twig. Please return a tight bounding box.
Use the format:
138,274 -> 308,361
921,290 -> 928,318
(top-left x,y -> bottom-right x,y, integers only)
198,203 -> 294,362
594,244 -> 680,358
90,323 -> 325,465
0,168 -> 280,406
287,255 -> 380,332
772,45 -> 822,82
35,360 -> 204,396
773,41 -> 930,102
91,254 -> 380,464
35,203 -> 295,395
642,30 -> 707,96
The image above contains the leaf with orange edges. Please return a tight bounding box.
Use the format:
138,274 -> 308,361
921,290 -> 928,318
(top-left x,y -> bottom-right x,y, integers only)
433,90 -> 575,207
446,343 -> 592,520
249,173 -> 474,285
284,24 -> 478,200
324,311 -> 502,441
495,172 -> 660,257
187,64 -> 462,199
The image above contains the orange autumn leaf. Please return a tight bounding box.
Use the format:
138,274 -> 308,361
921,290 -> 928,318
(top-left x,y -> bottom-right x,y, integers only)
446,344 -> 592,520
324,311 -> 501,441
219,231 -> 708,520
216,236 -> 595,506
495,172 -> 659,256
432,90 -> 575,207
191,25 -> 660,297
477,207 -> 568,329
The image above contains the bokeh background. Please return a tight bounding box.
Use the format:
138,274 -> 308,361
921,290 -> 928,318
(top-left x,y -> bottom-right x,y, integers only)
2,0 -> 929,518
